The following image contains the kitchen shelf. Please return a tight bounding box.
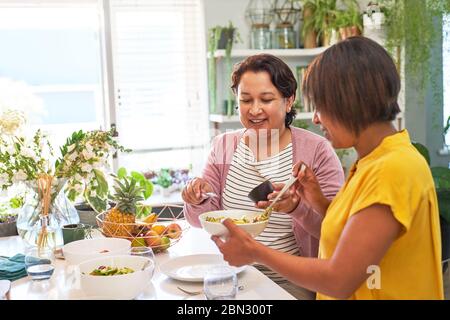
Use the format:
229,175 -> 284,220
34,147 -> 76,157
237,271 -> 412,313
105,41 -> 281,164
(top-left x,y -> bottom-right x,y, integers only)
210,47 -> 329,59
210,112 -> 314,123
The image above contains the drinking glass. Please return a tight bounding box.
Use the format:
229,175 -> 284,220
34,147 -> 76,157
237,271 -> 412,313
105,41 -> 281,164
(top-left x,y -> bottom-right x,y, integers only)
129,246 -> 155,279
24,246 -> 55,281
203,265 -> 238,300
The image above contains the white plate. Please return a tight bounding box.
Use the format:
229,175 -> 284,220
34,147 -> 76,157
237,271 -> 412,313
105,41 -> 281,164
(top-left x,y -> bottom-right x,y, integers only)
160,254 -> 246,282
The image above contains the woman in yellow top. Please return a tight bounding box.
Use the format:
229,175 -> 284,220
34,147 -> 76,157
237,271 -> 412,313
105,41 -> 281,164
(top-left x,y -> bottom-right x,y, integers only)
212,36 -> 444,300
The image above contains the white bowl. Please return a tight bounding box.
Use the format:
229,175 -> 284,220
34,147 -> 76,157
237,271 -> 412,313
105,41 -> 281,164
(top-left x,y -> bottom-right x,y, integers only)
199,210 -> 269,238
63,238 -> 131,265
78,255 -> 153,300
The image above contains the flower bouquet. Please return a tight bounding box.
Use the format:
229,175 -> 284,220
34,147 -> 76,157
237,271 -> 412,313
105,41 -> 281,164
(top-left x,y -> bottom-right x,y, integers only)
0,109 -> 129,246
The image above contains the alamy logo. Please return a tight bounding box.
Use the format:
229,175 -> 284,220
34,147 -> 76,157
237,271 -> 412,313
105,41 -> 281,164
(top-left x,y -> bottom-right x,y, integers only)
367,265 -> 381,290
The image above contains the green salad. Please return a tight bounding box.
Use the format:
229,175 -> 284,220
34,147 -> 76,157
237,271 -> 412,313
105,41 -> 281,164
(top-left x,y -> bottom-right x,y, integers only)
89,265 -> 134,276
205,212 -> 269,224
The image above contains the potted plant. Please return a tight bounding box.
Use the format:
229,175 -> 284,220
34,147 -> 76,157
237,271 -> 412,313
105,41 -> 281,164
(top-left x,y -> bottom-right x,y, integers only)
363,2 -> 388,44
155,169 -> 173,197
0,197 -> 22,237
299,0 -> 338,48
334,0 -> 363,40
207,21 -> 241,116
366,1 -> 450,99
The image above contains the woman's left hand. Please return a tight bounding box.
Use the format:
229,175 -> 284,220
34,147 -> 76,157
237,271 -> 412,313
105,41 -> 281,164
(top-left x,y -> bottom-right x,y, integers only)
211,219 -> 262,267
255,183 -> 299,213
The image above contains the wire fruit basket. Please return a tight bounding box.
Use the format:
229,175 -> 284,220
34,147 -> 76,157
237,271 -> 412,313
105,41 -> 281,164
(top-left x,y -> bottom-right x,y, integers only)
96,205 -> 189,253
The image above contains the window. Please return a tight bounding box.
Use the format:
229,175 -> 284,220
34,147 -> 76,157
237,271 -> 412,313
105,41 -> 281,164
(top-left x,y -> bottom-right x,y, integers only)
444,14 -> 450,145
0,0 -> 209,174
0,1 -> 105,148
108,0 -> 209,174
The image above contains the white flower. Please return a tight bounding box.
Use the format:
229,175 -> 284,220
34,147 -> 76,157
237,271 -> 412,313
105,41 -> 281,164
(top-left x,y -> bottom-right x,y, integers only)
74,183 -> 84,194
12,170 -> 27,183
0,172 -> 10,185
90,190 -> 97,197
92,159 -> 104,169
68,151 -> 78,162
19,147 -> 35,158
67,144 -> 76,153
0,109 -> 26,136
82,149 -> 94,160
81,163 -> 93,173
5,144 -> 16,155
91,180 -> 98,187
85,142 -> 94,153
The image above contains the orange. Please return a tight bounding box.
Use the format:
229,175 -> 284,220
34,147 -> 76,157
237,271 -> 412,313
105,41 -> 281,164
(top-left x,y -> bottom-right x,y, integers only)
152,224 -> 168,235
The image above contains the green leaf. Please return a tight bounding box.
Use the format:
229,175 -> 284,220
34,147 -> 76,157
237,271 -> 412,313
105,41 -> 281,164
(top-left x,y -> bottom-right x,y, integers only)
117,167 -> 127,179
131,171 -> 145,183
67,189 -> 78,202
136,204 -> 152,218
436,190 -> 450,224
143,180 -> 154,199
412,142 -> 430,165
431,167 -> 450,190
86,195 -> 107,214
93,169 -> 108,197
9,197 -> 24,209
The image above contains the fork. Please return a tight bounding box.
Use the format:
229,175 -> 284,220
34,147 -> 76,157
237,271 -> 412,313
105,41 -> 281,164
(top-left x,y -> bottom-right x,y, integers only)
177,285 -> 244,296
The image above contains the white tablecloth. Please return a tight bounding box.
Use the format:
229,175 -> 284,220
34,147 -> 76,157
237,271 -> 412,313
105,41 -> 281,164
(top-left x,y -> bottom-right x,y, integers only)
0,226 -> 295,300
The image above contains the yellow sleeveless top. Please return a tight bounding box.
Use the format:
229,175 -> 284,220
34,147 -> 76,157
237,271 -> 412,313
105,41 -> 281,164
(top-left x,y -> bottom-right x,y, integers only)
317,130 -> 444,300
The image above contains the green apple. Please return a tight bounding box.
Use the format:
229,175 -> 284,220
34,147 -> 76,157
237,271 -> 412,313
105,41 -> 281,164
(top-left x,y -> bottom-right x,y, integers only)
160,236 -> 171,251
131,237 -> 146,247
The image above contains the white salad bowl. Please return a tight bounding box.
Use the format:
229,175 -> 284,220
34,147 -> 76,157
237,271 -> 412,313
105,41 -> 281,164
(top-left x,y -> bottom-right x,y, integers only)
63,238 -> 131,265
199,210 -> 269,238
78,255 -> 153,300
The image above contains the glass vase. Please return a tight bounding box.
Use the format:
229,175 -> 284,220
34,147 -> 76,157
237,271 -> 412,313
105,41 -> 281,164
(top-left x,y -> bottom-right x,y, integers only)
273,24 -> 296,49
24,215 -> 56,280
250,25 -> 272,49
17,178 -> 79,247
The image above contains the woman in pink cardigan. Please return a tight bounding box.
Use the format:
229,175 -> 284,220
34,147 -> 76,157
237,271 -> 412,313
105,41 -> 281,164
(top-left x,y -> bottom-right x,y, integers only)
182,54 -> 344,299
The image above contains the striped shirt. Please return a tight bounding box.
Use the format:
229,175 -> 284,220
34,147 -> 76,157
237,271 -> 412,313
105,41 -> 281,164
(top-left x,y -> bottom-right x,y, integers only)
223,139 -> 300,284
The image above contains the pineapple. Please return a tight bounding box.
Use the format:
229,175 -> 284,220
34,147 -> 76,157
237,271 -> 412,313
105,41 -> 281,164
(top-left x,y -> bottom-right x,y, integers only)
103,177 -> 144,238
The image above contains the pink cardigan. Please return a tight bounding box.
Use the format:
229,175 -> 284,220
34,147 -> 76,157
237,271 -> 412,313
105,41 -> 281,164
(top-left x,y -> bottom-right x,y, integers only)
184,127 -> 344,258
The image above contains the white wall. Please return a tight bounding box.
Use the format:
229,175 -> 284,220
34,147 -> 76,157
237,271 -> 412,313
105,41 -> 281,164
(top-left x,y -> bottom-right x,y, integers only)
203,0 -> 250,49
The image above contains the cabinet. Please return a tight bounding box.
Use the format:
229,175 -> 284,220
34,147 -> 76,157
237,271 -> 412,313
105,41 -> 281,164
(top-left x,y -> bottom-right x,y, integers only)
208,47 -> 329,132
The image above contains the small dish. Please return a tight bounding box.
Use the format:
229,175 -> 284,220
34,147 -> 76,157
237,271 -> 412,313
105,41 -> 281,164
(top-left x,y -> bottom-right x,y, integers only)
248,180 -> 274,203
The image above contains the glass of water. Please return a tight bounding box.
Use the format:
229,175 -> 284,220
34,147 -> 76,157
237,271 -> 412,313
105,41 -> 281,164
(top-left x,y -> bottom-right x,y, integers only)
24,246 -> 55,281
129,246 -> 155,279
203,265 -> 238,300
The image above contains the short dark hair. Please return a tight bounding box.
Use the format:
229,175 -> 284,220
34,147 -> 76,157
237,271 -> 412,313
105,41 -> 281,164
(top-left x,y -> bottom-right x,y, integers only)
231,54 -> 297,127
302,36 -> 401,135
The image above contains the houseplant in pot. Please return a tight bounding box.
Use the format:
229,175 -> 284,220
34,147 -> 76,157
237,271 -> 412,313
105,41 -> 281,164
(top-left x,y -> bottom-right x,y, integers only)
155,169 -> 173,197
299,0 -> 338,48
334,0 -> 363,40
0,197 -> 22,237
207,21 -> 241,116
366,0 -> 450,101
